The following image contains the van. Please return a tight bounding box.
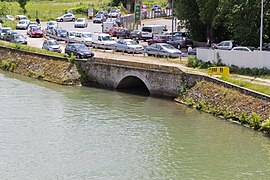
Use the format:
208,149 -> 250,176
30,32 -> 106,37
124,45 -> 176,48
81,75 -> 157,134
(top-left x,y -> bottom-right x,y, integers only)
92,33 -> 116,49
141,25 -> 164,41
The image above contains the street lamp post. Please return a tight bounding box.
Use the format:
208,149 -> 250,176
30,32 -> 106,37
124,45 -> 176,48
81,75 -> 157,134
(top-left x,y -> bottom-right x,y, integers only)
260,0 -> 264,51
110,0 -> 112,22
172,0 -> 174,37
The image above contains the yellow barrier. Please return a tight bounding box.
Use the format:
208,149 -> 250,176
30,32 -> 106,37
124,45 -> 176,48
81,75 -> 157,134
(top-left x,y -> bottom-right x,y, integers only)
208,66 -> 230,76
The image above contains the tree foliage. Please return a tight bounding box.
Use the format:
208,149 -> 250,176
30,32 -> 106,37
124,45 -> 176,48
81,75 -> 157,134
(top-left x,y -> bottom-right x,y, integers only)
17,0 -> 29,13
175,0 -> 270,46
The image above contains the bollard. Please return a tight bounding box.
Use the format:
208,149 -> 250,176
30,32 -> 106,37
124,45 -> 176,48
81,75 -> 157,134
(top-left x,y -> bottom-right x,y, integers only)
133,48 -> 135,56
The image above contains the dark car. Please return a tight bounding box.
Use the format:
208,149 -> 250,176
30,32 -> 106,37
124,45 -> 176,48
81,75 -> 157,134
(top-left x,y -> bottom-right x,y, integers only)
129,30 -> 141,39
116,28 -> 130,38
167,36 -> 193,49
148,35 -> 171,45
10,34 -> 27,44
145,43 -> 182,58
152,4 -> 161,11
65,43 -> 94,59
4,30 -> 18,41
53,28 -> 68,40
261,43 -> 270,51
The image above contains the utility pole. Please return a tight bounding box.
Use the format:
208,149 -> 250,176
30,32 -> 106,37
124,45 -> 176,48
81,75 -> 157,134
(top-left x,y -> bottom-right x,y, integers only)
260,0 -> 264,51
110,0 -> 112,22
171,0 -> 174,37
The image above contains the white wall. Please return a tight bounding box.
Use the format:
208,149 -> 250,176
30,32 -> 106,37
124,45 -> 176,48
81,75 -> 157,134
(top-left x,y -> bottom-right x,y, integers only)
197,48 -> 270,69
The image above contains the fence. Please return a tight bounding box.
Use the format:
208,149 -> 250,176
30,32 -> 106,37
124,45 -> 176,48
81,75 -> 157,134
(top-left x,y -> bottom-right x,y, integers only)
197,48 -> 270,69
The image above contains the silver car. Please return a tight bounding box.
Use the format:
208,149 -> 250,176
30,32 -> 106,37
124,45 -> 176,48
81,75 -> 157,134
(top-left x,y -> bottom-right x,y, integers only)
56,13 -> 76,22
0,27 -> 12,40
42,39 -> 62,53
114,39 -> 144,53
145,43 -> 182,58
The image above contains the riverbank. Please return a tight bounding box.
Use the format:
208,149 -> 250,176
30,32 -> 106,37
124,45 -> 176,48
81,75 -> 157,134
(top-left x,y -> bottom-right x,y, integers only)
176,80 -> 270,133
0,46 -> 80,85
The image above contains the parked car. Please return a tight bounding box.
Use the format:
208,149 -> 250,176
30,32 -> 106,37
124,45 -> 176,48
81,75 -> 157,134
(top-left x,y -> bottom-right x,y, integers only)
27,25 -> 37,35
130,30 -> 142,39
42,39 -> 61,53
148,35 -> 171,45
93,14 -> 106,23
66,31 -> 77,43
260,43 -> 270,51
96,11 -> 108,19
4,30 -> 18,41
74,32 -> 92,45
0,27 -> 12,40
114,39 -> 144,53
6,15 -> 14,21
109,27 -> 121,37
116,28 -> 130,38
145,43 -> 182,58
10,34 -> 27,44
167,36 -> 193,49
16,20 -> 29,30
187,47 -> 197,56
29,26 -> 43,38
47,21 -> 58,29
109,9 -> 121,18
53,28 -> 68,40
74,18 -> 88,28
215,40 -> 240,50
231,46 -> 255,52
92,33 -> 116,49
65,43 -> 94,59
152,4 -> 161,11
56,13 -> 76,22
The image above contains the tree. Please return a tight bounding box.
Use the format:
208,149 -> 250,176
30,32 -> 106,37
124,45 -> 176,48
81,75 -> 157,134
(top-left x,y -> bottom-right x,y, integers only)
17,0 -> 29,14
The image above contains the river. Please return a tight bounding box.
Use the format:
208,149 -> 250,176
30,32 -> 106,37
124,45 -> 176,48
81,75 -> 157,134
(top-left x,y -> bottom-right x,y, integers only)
1,70 -> 270,179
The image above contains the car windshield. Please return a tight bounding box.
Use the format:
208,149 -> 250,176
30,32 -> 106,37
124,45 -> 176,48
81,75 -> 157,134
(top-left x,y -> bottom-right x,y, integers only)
111,10 -> 116,13
48,22 -> 56,26
2,29 -> 11,33
102,36 -> 113,41
48,41 -> 58,45
161,44 -> 175,49
82,33 -> 91,38
14,34 -> 23,39
142,27 -> 152,33
131,30 -> 139,34
77,19 -> 84,22
76,45 -> 88,51
126,41 -> 138,45
32,27 -> 41,31
69,32 -> 76,36
19,21 -> 26,24
59,30 -> 67,33
95,15 -> 102,18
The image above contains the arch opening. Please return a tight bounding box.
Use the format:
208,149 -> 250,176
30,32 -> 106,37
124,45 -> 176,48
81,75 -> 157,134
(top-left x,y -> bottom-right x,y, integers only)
117,76 -> 150,96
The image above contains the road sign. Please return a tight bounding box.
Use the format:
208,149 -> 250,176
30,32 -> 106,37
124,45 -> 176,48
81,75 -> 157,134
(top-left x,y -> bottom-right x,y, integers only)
135,4 -> 141,23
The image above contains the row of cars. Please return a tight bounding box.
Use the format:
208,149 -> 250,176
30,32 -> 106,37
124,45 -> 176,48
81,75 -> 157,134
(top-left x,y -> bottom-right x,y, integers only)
0,27 -> 27,44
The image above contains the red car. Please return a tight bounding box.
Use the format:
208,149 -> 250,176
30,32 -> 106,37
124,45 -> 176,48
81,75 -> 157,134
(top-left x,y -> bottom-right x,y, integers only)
29,26 -> 43,38
148,35 -> 171,45
109,27 -> 120,37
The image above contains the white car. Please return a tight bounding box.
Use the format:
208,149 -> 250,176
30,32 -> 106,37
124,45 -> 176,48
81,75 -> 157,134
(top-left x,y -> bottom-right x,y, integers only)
47,21 -> 58,28
6,15 -> 14,21
74,32 -> 92,46
74,18 -> 88,28
56,13 -> 76,22
16,20 -> 29,30
231,46 -> 255,52
114,39 -> 144,53
66,31 -> 77,43
109,9 -> 121,18
92,33 -> 116,49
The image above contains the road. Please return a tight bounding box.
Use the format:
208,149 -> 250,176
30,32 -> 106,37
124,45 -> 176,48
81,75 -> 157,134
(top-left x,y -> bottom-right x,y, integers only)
14,18 -> 188,62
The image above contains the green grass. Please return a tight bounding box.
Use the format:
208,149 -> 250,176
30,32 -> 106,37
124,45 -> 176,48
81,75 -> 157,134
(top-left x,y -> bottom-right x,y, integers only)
220,76 -> 270,96
0,40 -> 65,58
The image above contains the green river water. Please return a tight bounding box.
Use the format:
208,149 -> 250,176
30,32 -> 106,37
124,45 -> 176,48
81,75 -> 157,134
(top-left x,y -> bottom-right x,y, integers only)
1,70 -> 270,179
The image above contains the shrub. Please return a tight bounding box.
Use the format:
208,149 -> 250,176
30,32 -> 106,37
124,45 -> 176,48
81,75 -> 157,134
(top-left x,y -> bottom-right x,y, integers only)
262,117 -> 270,132
1,60 -> 10,70
249,112 -> 262,130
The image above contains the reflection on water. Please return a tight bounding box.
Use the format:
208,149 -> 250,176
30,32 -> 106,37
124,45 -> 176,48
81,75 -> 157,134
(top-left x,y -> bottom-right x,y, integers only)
1,70 -> 270,179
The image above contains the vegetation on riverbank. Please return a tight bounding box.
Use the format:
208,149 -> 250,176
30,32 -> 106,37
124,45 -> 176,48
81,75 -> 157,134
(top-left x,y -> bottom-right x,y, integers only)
176,80 -> 270,133
186,56 -> 270,96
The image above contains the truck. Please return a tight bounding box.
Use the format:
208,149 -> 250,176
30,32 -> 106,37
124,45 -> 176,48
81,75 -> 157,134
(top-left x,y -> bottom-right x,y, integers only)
141,25 -> 164,41
102,21 -> 114,33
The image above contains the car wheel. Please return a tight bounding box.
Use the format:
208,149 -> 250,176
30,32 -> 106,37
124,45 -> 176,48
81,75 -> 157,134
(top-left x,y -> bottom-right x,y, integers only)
60,19 -> 63,22
72,18 -> 75,22
76,54 -> 81,59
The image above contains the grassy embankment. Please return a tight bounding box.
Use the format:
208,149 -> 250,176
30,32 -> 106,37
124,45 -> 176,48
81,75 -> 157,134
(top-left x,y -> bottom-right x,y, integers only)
1,0 -> 167,21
